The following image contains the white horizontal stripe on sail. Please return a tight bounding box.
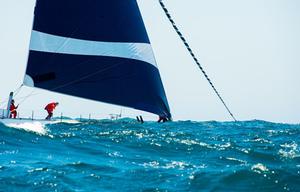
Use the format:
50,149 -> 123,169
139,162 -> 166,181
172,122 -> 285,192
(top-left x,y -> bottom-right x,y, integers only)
29,30 -> 157,67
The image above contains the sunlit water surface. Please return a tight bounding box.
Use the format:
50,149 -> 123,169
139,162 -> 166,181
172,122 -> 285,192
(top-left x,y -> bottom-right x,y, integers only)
0,119 -> 299,191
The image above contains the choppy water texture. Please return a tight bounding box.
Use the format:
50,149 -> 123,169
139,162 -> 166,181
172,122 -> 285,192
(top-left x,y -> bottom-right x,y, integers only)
0,119 -> 300,192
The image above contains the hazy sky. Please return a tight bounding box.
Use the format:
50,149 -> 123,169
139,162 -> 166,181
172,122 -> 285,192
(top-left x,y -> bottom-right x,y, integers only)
0,0 -> 299,123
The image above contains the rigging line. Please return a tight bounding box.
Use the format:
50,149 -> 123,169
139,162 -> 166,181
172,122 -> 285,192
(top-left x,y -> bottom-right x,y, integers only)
17,90 -> 36,106
158,0 -> 237,121
1,62 -> 122,107
14,84 -> 23,97
49,63 -> 122,92
0,84 -> 24,108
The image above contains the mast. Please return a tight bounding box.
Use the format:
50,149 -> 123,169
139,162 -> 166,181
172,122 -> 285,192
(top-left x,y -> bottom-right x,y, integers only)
6,92 -> 13,118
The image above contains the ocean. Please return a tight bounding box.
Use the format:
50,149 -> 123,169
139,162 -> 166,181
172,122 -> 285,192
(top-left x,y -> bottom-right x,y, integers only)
0,119 -> 299,191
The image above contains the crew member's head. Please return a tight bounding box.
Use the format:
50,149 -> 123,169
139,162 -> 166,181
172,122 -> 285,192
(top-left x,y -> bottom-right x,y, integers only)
55,102 -> 59,106
11,99 -> 15,103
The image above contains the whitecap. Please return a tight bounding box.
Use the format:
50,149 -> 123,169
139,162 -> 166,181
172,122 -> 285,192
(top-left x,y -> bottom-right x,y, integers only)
252,138 -> 272,143
135,133 -> 144,139
0,150 -> 18,155
142,161 -> 160,168
278,142 -> 299,159
280,142 -> 298,149
163,161 -> 188,170
180,139 -> 199,146
7,121 -> 47,135
225,157 -> 247,164
251,163 -> 269,174
176,138 -> 215,149
90,173 -> 101,179
27,167 -> 47,173
215,142 -> 231,150
278,149 -> 299,159
108,151 -> 123,158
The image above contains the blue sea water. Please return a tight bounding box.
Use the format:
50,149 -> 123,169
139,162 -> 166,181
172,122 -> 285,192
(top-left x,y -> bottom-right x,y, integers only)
0,119 -> 299,192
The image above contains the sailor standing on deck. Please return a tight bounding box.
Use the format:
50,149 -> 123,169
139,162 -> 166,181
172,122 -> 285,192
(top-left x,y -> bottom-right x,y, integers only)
10,99 -> 18,119
45,102 -> 59,120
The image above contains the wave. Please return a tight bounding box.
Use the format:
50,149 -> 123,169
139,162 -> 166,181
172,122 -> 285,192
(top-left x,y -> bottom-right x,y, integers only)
0,119 -> 299,191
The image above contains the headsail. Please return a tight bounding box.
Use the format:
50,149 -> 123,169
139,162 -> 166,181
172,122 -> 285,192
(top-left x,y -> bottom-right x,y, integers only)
24,0 -> 171,118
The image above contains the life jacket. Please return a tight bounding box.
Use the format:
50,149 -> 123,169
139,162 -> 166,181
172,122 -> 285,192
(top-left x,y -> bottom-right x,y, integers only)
10,103 -> 17,112
45,102 -> 56,113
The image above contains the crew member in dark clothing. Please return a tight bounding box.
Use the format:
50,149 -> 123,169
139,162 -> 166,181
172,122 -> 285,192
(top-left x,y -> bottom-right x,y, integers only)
158,115 -> 169,123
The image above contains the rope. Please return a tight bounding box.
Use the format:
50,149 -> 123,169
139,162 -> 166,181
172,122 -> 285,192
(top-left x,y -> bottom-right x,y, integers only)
159,0 -> 237,121
17,90 -> 36,106
0,84 -> 24,108
49,63 -> 121,92
14,84 -> 23,97
1,62 -> 122,109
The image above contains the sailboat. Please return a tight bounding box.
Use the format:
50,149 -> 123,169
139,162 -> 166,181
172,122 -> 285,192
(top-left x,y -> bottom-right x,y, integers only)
0,1 -> 172,127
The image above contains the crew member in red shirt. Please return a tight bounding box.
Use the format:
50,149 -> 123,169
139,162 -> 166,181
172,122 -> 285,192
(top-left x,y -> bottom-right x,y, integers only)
10,99 -> 18,118
45,102 -> 59,120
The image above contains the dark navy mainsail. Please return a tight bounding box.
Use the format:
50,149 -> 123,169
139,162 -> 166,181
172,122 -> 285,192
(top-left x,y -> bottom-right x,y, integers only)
24,0 -> 171,118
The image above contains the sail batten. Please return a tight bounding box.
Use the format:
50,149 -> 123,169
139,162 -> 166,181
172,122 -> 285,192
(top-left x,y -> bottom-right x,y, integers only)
25,0 -> 171,118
